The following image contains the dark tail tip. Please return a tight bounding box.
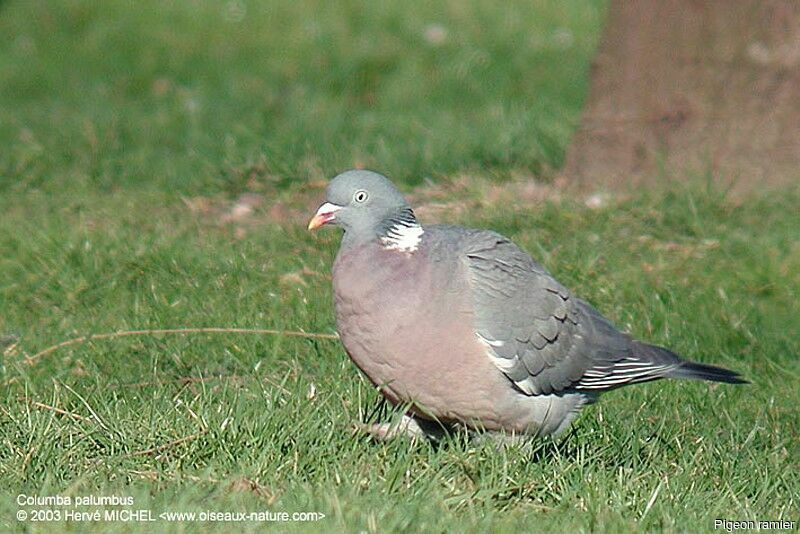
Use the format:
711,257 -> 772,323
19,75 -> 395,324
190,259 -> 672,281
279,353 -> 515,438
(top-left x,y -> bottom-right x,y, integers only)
632,341 -> 748,385
669,361 -> 749,385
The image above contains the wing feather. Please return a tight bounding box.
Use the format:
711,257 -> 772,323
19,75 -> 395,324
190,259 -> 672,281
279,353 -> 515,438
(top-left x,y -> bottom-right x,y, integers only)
460,230 -> 675,395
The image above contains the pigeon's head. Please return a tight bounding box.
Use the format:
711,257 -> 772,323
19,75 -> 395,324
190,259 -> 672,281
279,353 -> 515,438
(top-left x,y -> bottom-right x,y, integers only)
308,170 -> 410,235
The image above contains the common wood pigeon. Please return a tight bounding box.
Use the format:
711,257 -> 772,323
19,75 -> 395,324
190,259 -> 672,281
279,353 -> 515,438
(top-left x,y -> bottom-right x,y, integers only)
309,170 -> 746,440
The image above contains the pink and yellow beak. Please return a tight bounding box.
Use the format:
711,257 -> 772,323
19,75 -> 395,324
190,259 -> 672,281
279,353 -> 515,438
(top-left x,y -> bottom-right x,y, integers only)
307,202 -> 342,230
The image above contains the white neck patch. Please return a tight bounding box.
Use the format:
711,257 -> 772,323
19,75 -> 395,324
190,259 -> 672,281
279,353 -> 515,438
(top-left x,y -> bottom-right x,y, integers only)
380,223 -> 424,252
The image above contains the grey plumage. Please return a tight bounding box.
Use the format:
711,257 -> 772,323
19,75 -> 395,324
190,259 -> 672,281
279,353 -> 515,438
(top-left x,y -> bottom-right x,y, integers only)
309,170 -> 746,439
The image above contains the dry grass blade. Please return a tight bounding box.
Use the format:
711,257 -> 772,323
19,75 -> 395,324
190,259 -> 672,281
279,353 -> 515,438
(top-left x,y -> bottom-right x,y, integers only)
31,401 -> 91,422
24,327 -> 339,364
126,430 -> 208,457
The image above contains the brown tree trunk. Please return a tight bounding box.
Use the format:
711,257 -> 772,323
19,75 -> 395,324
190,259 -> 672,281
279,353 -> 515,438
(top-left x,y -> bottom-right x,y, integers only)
563,0 -> 800,192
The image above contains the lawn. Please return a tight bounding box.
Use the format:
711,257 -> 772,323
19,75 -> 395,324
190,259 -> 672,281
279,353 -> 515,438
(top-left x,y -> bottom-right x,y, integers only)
1,1 -> 798,532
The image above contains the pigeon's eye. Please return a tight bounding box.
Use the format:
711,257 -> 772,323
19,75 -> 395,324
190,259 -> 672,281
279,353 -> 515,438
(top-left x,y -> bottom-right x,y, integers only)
353,190 -> 369,203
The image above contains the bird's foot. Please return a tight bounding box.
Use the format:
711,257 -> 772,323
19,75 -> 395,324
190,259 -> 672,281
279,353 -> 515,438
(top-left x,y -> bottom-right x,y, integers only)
353,414 -> 448,442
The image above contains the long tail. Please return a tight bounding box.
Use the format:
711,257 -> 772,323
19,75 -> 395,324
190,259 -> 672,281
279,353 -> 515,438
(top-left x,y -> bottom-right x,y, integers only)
633,341 -> 748,385
667,359 -> 749,384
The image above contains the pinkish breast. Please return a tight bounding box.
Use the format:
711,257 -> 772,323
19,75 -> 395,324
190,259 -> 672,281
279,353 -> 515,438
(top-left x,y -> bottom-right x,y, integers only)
331,241 -> 517,428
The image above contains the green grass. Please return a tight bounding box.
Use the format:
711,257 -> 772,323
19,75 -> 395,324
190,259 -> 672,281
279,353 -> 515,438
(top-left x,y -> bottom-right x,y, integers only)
1,1 -> 799,532
0,0 -> 601,194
